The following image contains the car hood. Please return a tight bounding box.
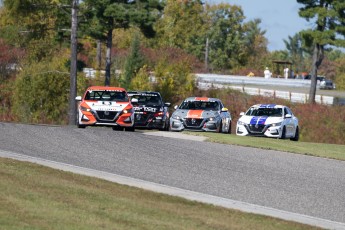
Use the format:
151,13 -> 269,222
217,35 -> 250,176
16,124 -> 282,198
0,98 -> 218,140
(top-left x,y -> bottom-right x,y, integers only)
239,115 -> 283,125
85,101 -> 129,112
173,109 -> 219,119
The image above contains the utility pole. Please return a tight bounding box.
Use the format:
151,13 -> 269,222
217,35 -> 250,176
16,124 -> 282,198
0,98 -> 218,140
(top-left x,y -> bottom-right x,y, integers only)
68,0 -> 79,125
205,37 -> 209,72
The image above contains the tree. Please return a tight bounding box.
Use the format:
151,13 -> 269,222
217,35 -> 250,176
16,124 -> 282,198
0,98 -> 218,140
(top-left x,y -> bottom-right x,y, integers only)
204,3 -> 246,72
2,0 -> 71,62
121,32 -> 145,89
242,18 -> 268,71
297,0 -> 345,103
154,60 -> 195,105
155,0 -> 206,59
81,0 -> 164,86
129,65 -> 153,91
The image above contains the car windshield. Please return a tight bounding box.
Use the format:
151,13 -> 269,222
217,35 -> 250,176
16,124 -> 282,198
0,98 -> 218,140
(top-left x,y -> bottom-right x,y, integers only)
130,94 -> 162,106
246,107 -> 283,117
84,90 -> 129,102
179,101 -> 219,111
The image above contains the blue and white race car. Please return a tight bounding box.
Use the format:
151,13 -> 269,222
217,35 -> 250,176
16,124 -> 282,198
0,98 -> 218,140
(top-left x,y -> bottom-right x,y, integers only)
236,104 -> 299,141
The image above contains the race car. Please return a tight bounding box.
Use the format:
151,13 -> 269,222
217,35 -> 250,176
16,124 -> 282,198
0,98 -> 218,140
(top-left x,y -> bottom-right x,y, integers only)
75,86 -> 135,131
236,104 -> 299,141
170,97 -> 232,133
127,91 -> 171,130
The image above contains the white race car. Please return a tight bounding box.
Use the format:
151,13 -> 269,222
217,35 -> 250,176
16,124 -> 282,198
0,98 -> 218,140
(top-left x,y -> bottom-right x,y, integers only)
236,104 -> 299,141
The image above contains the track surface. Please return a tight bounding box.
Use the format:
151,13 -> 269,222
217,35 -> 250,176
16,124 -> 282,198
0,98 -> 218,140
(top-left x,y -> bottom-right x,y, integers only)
1,122 -> 345,226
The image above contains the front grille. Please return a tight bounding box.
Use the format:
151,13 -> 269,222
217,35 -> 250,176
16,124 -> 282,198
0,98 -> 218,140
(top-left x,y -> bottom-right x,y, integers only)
185,118 -> 203,127
135,113 -> 151,125
95,111 -> 118,121
247,124 -> 266,133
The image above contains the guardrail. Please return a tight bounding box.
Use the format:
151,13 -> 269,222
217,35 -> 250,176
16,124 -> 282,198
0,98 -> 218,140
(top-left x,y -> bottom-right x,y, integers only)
195,74 -> 313,88
197,82 -> 335,105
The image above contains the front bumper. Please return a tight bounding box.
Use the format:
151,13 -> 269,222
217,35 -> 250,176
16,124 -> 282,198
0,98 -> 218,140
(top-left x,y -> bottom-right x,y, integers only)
78,109 -> 134,127
133,113 -> 166,129
170,118 -> 218,132
236,124 -> 282,138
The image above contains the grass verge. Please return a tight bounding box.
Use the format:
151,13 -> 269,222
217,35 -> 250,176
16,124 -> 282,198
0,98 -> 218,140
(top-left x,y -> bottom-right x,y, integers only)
184,131 -> 345,161
0,158 -> 321,230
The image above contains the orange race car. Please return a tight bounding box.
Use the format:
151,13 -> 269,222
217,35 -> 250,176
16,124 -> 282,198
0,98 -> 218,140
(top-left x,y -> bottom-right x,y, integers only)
75,86 -> 135,131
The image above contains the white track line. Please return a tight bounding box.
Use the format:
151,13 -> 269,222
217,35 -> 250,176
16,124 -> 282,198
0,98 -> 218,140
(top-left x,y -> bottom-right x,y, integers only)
1,150 -> 345,230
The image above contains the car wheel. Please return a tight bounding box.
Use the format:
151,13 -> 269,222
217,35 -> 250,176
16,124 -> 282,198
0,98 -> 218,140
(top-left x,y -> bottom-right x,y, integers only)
165,119 -> 170,131
125,126 -> 135,132
280,126 -> 286,139
218,121 -> 223,133
76,114 -> 86,128
159,119 -> 168,131
290,127 -> 299,141
112,126 -> 123,131
227,122 -> 232,134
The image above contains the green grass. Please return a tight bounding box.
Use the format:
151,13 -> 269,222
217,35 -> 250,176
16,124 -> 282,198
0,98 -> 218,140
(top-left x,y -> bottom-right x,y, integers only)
0,158 -> 321,230
184,131 -> 345,161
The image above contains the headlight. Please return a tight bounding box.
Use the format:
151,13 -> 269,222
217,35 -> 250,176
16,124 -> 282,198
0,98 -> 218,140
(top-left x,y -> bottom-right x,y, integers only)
80,106 -> 91,112
208,117 -> 215,121
271,122 -> 282,127
123,108 -> 133,114
122,105 -> 133,114
237,120 -> 245,125
172,115 -> 181,120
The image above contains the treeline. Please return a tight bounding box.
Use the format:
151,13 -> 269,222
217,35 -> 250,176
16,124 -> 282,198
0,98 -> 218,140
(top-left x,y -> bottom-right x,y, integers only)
0,0 -> 344,144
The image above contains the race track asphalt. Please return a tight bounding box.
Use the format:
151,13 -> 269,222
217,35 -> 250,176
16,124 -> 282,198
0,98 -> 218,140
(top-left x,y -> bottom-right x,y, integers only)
1,122 -> 345,229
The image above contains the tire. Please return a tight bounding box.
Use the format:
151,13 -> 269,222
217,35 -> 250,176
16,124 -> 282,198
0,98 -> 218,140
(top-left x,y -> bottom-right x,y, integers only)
218,121 -> 223,133
112,126 -> 123,131
159,119 -> 168,131
227,122 -> 232,134
125,126 -> 135,132
76,113 -> 86,128
290,127 -> 299,141
165,119 -> 170,131
280,126 -> 286,139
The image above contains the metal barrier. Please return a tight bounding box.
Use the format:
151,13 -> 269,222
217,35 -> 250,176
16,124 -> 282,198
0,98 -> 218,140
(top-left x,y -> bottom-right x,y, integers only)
197,82 -> 335,105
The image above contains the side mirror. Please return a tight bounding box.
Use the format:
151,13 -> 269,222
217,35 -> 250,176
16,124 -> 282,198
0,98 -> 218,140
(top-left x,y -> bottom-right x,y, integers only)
285,114 -> 292,118
221,108 -> 228,112
131,98 -> 138,103
174,105 -> 178,110
240,112 -> 245,116
164,102 -> 171,107
75,96 -> 82,101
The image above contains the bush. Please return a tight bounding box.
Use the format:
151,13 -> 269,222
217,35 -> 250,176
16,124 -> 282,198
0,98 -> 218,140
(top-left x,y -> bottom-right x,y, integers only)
154,60 -> 195,105
12,54 -> 89,124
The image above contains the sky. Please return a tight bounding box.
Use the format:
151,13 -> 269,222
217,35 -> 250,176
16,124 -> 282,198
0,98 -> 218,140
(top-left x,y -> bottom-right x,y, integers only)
207,0 -> 311,51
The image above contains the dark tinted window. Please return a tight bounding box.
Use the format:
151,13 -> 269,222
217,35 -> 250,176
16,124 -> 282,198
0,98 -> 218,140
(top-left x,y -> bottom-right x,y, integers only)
85,90 -> 128,102
179,101 -> 219,110
246,107 -> 283,117
130,94 -> 162,106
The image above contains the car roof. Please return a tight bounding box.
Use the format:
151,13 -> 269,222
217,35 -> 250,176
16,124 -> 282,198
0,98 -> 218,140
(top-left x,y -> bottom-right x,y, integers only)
86,86 -> 126,91
183,97 -> 221,102
251,104 -> 286,109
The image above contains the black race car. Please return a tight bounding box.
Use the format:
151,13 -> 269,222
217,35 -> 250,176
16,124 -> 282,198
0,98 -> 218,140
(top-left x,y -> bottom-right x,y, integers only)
127,91 -> 171,130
